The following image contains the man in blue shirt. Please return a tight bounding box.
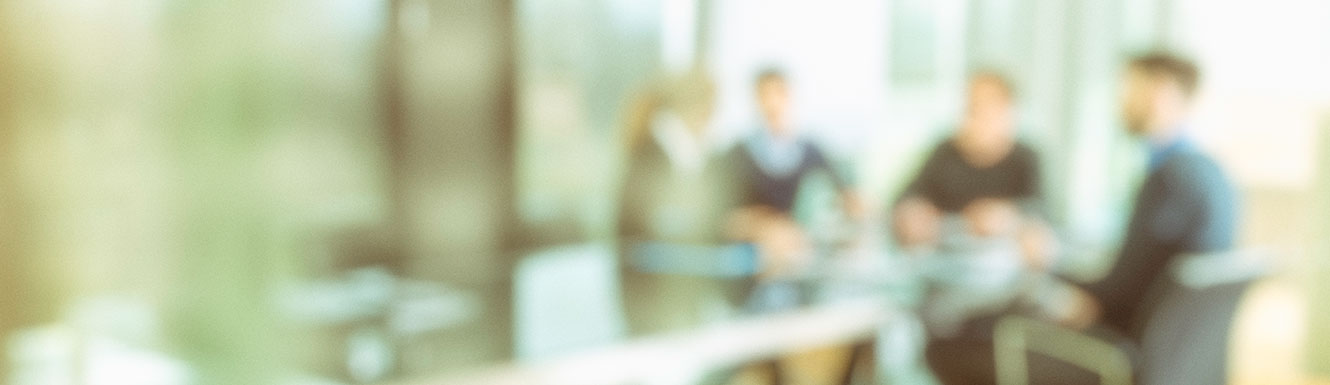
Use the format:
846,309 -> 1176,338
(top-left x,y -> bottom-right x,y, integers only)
1080,53 -> 1239,337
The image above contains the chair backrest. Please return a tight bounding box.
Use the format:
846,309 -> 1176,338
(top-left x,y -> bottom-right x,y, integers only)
1136,250 -> 1272,385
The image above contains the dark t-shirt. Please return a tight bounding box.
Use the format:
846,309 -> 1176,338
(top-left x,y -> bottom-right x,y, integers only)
900,139 -> 1042,213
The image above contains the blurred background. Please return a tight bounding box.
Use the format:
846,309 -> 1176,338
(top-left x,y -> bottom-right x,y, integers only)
0,0 -> 1327,384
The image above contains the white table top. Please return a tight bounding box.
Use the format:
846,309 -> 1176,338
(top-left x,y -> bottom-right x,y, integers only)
390,296 -> 900,385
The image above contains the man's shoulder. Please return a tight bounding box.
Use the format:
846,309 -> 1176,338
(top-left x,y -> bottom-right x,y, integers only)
1162,148 -> 1224,175
918,137 -> 958,160
796,136 -> 831,157
1012,140 -> 1039,155
1156,148 -> 1233,192
1006,140 -> 1041,163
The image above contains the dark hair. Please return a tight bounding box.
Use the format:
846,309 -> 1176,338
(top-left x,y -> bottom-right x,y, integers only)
968,69 -> 1016,100
754,67 -> 787,88
1128,52 -> 1200,96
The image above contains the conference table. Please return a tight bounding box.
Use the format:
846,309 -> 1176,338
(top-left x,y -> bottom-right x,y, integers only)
397,239 -> 934,385
405,296 -> 903,385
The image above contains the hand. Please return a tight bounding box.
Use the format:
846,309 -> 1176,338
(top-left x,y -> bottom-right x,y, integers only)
727,206 -> 811,279
892,197 -> 941,247
1055,287 -> 1101,330
962,198 -> 1020,237
726,206 -> 780,241
840,191 -> 867,222
752,216 -> 810,279
1019,222 -> 1060,271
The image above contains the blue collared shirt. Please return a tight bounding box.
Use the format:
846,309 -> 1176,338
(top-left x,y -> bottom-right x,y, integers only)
1148,136 -> 1190,172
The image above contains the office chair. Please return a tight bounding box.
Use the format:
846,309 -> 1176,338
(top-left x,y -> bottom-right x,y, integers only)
995,250 -> 1272,385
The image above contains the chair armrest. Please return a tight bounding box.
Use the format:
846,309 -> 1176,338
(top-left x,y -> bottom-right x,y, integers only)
1169,249 -> 1274,289
994,316 -> 1131,385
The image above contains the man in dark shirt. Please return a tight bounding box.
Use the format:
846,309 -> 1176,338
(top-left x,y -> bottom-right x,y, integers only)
910,71 -> 1067,384
893,71 -> 1051,255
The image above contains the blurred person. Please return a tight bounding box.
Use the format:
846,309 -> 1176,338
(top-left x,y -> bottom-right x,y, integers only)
889,71 -> 1062,333
728,68 -> 865,225
714,68 -> 866,385
901,71 -> 1082,384
616,70 -> 735,336
723,68 -> 860,314
891,71 -> 1049,255
616,70 -> 807,337
717,68 -> 886,385
1078,52 -> 1238,337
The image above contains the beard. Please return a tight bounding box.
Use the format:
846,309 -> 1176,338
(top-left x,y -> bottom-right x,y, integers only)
1122,113 -> 1150,136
